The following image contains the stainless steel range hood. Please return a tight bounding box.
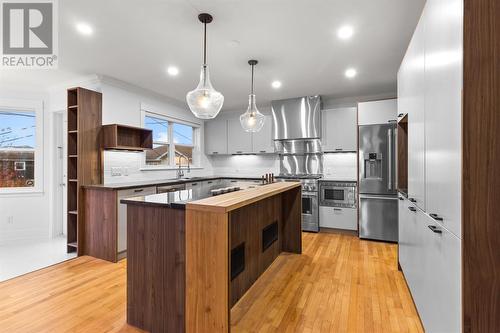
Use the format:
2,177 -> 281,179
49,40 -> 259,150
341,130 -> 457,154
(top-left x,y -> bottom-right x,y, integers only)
271,96 -> 322,140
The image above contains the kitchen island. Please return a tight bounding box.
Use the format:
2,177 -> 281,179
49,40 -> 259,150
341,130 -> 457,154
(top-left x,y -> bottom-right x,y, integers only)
121,181 -> 302,333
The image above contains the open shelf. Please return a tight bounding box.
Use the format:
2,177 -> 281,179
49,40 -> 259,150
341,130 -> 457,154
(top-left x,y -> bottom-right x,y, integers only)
102,124 -> 152,151
397,114 -> 408,194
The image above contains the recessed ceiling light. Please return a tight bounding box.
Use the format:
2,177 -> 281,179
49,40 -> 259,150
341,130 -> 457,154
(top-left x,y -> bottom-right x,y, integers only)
345,68 -> 357,78
337,25 -> 354,40
271,81 -> 282,89
76,22 -> 93,36
167,66 -> 179,76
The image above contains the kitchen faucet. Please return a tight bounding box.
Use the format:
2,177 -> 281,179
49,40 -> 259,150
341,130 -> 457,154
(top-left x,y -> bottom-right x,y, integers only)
177,155 -> 191,179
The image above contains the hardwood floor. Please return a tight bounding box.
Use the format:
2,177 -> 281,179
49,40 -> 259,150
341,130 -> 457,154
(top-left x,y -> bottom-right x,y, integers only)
0,232 -> 422,333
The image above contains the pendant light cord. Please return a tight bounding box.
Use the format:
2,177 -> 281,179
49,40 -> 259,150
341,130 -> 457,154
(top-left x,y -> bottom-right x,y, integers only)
203,21 -> 207,65
251,63 -> 255,95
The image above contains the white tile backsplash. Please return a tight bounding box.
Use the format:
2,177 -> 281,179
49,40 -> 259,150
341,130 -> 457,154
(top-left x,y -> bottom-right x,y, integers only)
323,152 -> 357,180
208,154 -> 280,178
103,151 -> 213,184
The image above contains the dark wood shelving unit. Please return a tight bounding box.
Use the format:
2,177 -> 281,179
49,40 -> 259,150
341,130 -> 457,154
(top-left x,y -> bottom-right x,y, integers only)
66,87 -> 102,254
397,114 -> 408,194
102,124 -> 152,151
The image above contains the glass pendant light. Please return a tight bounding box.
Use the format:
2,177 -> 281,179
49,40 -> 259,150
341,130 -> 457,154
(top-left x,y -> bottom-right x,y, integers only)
240,60 -> 265,132
186,13 -> 224,119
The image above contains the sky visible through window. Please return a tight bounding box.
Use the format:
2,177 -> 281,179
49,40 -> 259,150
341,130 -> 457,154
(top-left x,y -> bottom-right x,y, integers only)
144,115 -> 193,146
0,111 -> 36,148
173,123 -> 193,145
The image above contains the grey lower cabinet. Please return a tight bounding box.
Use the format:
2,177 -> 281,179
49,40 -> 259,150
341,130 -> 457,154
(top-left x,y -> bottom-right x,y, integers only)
319,206 -> 357,230
398,194 -> 461,333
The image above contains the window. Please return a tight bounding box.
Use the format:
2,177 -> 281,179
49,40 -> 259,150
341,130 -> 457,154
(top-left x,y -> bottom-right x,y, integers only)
173,122 -> 194,166
143,111 -> 199,168
144,115 -> 169,166
0,110 -> 37,189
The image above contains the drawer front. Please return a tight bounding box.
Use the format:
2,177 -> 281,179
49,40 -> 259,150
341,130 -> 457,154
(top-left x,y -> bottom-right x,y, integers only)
319,206 -> 357,230
117,186 -> 157,199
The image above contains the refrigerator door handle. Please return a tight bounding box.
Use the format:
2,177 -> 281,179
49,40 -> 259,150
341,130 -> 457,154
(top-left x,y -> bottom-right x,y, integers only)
387,128 -> 392,190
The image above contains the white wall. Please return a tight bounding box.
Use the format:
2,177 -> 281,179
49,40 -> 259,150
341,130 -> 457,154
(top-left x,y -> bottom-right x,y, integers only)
99,76 -> 214,183
0,87 -> 50,245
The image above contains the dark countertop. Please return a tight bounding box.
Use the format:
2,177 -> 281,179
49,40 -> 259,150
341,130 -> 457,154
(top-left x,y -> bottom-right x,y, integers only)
120,189 -> 206,210
84,176 -> 263,190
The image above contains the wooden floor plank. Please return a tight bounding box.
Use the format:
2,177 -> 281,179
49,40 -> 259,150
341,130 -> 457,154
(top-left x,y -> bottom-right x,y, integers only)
0,232 -> 422,333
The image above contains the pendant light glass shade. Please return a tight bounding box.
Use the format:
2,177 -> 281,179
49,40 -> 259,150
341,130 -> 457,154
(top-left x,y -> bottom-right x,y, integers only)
186,13 -> 224,119
186,64 -> 224,119
240,94 -> 265,132
240,60 -> 265,132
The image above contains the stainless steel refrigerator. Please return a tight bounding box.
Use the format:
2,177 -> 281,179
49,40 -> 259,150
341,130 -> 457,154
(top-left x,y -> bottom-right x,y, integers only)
358,123 -> 398,242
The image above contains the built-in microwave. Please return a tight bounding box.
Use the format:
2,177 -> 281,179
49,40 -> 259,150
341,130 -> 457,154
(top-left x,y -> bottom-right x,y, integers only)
319,181 -> 357,208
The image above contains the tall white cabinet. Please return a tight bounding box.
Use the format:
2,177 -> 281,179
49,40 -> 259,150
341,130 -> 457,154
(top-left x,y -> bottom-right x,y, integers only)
424,0 -> 463,238
397,0 -> 463,331
400,13 -> 426,210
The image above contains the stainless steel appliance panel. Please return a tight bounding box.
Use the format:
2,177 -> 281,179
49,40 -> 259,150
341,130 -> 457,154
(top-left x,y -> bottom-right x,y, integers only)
302,191 -> 319,232
271,96 -> 322,140
358,124 -> 397,195
359,195 -> 398,242
279,154 -> 322,177
274,139 -> 322,154
319,181 -> 357,208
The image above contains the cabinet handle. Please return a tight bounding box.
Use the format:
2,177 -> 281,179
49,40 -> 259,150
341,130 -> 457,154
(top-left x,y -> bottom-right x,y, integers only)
429,213 -> 443,221
259,150 -> 266,153
428,225 -> 442,234
333,208 -> 342,211
409,198 -> 417,203
408,206 -> 417,212
388,119 -> 397,123
207,181 -> 213,184
236,151 -> 243,154
134,189 -> 144,193
212,151 -> 218,154
191,183 -> 198,186
335,148 -> 343,151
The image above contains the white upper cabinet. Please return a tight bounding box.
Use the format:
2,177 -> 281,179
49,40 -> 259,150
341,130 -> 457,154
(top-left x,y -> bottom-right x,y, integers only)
357,99 -> 398,126
252,114 -> 274,154
205,114 -> 275,155
227,117 -> 253,154
322,107 -> 357,152
424,0 -> 463,238
204,118 -> 228,155
405,10 -> 426,211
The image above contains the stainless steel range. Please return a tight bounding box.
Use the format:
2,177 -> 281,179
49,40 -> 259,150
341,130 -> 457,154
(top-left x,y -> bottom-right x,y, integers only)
272,96 -> 323,233
278,176 -> 321,233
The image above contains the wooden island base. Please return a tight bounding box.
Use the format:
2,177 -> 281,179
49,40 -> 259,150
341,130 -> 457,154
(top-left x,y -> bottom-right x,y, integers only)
124,182 -> 302,333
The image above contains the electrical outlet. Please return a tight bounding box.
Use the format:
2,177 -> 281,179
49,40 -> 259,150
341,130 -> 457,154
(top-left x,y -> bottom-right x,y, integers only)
7,216 -> 13,224
123,167 -> 129,176
111,167 -> 122,176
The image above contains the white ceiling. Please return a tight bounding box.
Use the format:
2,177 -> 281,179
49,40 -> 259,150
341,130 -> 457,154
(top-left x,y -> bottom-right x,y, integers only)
0,0 -> 424,110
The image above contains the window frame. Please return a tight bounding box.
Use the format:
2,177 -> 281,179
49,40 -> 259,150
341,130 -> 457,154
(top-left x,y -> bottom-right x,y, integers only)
141,106 -> 201,170
0,98 -> 44,195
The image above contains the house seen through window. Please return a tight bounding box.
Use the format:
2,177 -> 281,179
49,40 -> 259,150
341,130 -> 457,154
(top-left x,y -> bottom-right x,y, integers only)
0,110 -> 36,188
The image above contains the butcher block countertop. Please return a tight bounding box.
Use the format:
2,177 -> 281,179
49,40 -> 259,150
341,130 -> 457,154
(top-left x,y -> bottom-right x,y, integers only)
186,181 -> 301,213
